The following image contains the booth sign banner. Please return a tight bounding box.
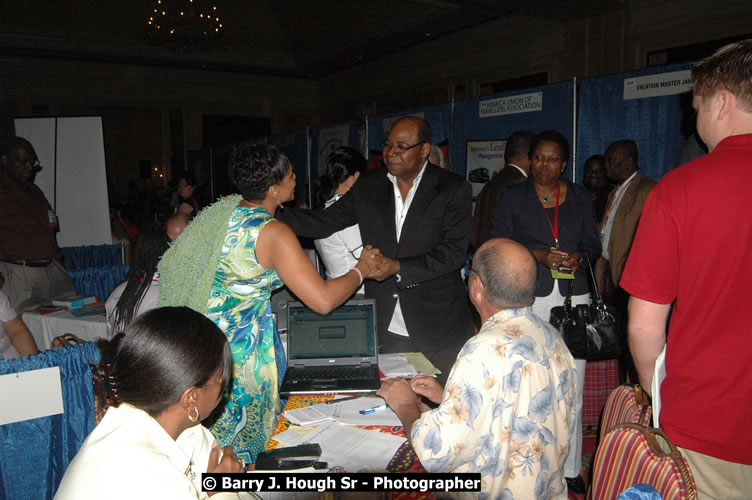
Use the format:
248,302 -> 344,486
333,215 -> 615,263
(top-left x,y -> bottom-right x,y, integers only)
466,140 -> 506,196
623,70 -> 692,100
479,92 -> 542,118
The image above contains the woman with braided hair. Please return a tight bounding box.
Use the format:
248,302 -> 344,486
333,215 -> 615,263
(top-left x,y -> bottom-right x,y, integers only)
105,226 -> 169,336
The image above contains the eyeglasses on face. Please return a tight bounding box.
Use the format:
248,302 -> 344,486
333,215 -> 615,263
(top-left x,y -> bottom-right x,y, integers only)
15,159 -> 42,169
382,141 -> 425,154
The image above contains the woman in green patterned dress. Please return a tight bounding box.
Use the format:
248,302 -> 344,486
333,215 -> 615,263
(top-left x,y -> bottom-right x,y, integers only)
159,144 -> 382,462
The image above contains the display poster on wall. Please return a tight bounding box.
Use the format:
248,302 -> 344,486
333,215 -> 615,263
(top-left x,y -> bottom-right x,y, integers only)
317,125 -> 350,174
466,140 -> 506,197
479,92 -> 542,118
623,70 -> 692,100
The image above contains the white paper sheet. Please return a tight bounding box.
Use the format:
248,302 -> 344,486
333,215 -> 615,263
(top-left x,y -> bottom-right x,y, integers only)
284,396 -> 401,427
0,367 -> 64,425
652,344 -> 667,428
302,420 -> 405,471
378,353 -> 418,377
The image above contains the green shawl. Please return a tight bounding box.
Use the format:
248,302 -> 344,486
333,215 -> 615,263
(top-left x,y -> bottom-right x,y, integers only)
158,194 -> 242,313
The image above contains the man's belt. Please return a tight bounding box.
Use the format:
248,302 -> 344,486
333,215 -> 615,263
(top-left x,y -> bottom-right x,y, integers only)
1,258 -> 53,267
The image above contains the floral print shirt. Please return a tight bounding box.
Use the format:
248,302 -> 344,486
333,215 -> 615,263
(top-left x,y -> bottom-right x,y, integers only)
411,307 -> 577,499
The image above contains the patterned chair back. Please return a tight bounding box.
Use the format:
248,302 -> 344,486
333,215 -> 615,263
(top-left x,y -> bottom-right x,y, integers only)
599,384 -> 653,441
589,423 -> 696,500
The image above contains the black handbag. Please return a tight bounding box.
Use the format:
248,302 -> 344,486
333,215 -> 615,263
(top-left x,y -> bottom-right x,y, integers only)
549,255 -> 623,361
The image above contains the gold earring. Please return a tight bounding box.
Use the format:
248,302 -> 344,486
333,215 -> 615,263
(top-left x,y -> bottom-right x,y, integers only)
188,405 -> 200,424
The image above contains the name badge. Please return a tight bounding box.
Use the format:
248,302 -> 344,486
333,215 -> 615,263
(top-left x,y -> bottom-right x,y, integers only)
48,209 -> 59,229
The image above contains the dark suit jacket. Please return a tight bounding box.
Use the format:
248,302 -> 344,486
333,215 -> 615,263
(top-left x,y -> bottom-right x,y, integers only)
276,163 -> 474,352
491,178 -> 602,296
471,164 -> 527,250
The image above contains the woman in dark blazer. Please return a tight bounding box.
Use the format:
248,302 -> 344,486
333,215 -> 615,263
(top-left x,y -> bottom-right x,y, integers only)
491,130 -> 601,490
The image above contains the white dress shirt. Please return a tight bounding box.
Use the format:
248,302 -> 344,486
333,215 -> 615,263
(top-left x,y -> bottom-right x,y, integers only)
314,194 -> 365,294
385,161 -> 428,337
600,170 -> 638,260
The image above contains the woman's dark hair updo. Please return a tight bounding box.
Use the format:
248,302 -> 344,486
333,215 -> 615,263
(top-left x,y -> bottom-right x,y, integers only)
228,143 -> 291,202
97,306 -> 231,417
314,147 -> 367,209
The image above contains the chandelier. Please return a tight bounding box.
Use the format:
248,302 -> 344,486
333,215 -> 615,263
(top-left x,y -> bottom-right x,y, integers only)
146,0 -> 226,53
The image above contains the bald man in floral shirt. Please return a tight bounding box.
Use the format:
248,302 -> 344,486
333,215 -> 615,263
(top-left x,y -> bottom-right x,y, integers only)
379,239 -> 577,499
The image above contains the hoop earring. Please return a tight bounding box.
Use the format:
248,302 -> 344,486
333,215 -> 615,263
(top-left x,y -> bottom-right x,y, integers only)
188,405 -> 200,424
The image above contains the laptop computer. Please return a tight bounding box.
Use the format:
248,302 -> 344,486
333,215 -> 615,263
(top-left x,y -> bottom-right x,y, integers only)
279,298 -> 381,395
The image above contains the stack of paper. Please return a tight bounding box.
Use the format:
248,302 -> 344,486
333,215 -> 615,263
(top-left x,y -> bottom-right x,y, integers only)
283,396 -> 401,427
51,295 -> 98,308
273,420 -> 406,472
378,352 -> 441,378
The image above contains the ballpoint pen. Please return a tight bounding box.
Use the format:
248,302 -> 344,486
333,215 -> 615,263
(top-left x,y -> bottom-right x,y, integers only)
325,395 -> 365,405
359,403 -> 389,415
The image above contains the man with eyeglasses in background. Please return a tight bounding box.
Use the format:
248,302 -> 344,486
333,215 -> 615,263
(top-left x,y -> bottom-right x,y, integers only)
278,117 -> 474,383
0,136 -> 76,313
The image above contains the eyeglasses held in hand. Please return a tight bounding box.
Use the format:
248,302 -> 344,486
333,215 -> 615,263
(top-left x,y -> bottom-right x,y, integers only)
349,244 -> 363,260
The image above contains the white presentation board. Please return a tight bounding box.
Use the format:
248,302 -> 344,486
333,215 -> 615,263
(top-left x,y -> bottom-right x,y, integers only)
14,117 -> 111,247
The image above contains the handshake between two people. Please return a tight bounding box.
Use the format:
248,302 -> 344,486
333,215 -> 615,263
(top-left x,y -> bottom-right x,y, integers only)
355,244 -> 400,282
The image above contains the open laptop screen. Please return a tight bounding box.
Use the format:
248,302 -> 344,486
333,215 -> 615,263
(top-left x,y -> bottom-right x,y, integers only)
287,300 -> 377,360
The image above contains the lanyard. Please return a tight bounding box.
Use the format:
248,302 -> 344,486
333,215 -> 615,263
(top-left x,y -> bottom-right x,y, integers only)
539,182 -> 561,248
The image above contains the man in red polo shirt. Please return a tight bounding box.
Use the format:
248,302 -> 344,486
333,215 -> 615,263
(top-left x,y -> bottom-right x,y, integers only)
621,40 -> 752,498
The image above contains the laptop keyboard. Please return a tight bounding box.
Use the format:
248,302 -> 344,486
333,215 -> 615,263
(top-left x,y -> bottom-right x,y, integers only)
293,366 -> 375,381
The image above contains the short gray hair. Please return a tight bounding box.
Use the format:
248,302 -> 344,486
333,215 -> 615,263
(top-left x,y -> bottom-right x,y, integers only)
474,244 -> 537,309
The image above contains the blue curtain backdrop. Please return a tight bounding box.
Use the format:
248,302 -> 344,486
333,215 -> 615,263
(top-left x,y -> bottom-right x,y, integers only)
576,63 -> 693,183
69,265 -> 129,300
267,129 -> 309,202
60,244 -> 124,271
452,81 -> 575,180
0,342 -> 100,500
367,104 -> 452,168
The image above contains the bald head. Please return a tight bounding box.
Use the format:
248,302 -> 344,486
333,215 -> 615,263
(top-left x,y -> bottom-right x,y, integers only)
392,116 -> 432,145
472,238 -> 537,311
605,140 -> 639,183
166,213 -> 189,242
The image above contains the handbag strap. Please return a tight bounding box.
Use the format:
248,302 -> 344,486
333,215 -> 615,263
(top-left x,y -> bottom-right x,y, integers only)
563,275 -> 574,310
581,254 -> 606,308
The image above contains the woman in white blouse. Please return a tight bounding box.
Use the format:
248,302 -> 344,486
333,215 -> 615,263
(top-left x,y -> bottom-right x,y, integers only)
313,147 -> 367,294
55,307 -> 255,500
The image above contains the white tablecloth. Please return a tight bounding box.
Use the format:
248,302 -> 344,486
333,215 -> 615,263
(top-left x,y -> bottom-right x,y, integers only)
23,309 -> 108,350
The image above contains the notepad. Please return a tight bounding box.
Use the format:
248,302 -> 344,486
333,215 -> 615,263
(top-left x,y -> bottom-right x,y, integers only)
283,396 -> 401,427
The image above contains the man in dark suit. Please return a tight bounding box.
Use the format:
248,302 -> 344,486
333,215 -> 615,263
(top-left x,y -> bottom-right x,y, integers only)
470,130 -> 535,250
277,117 -> 474,381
